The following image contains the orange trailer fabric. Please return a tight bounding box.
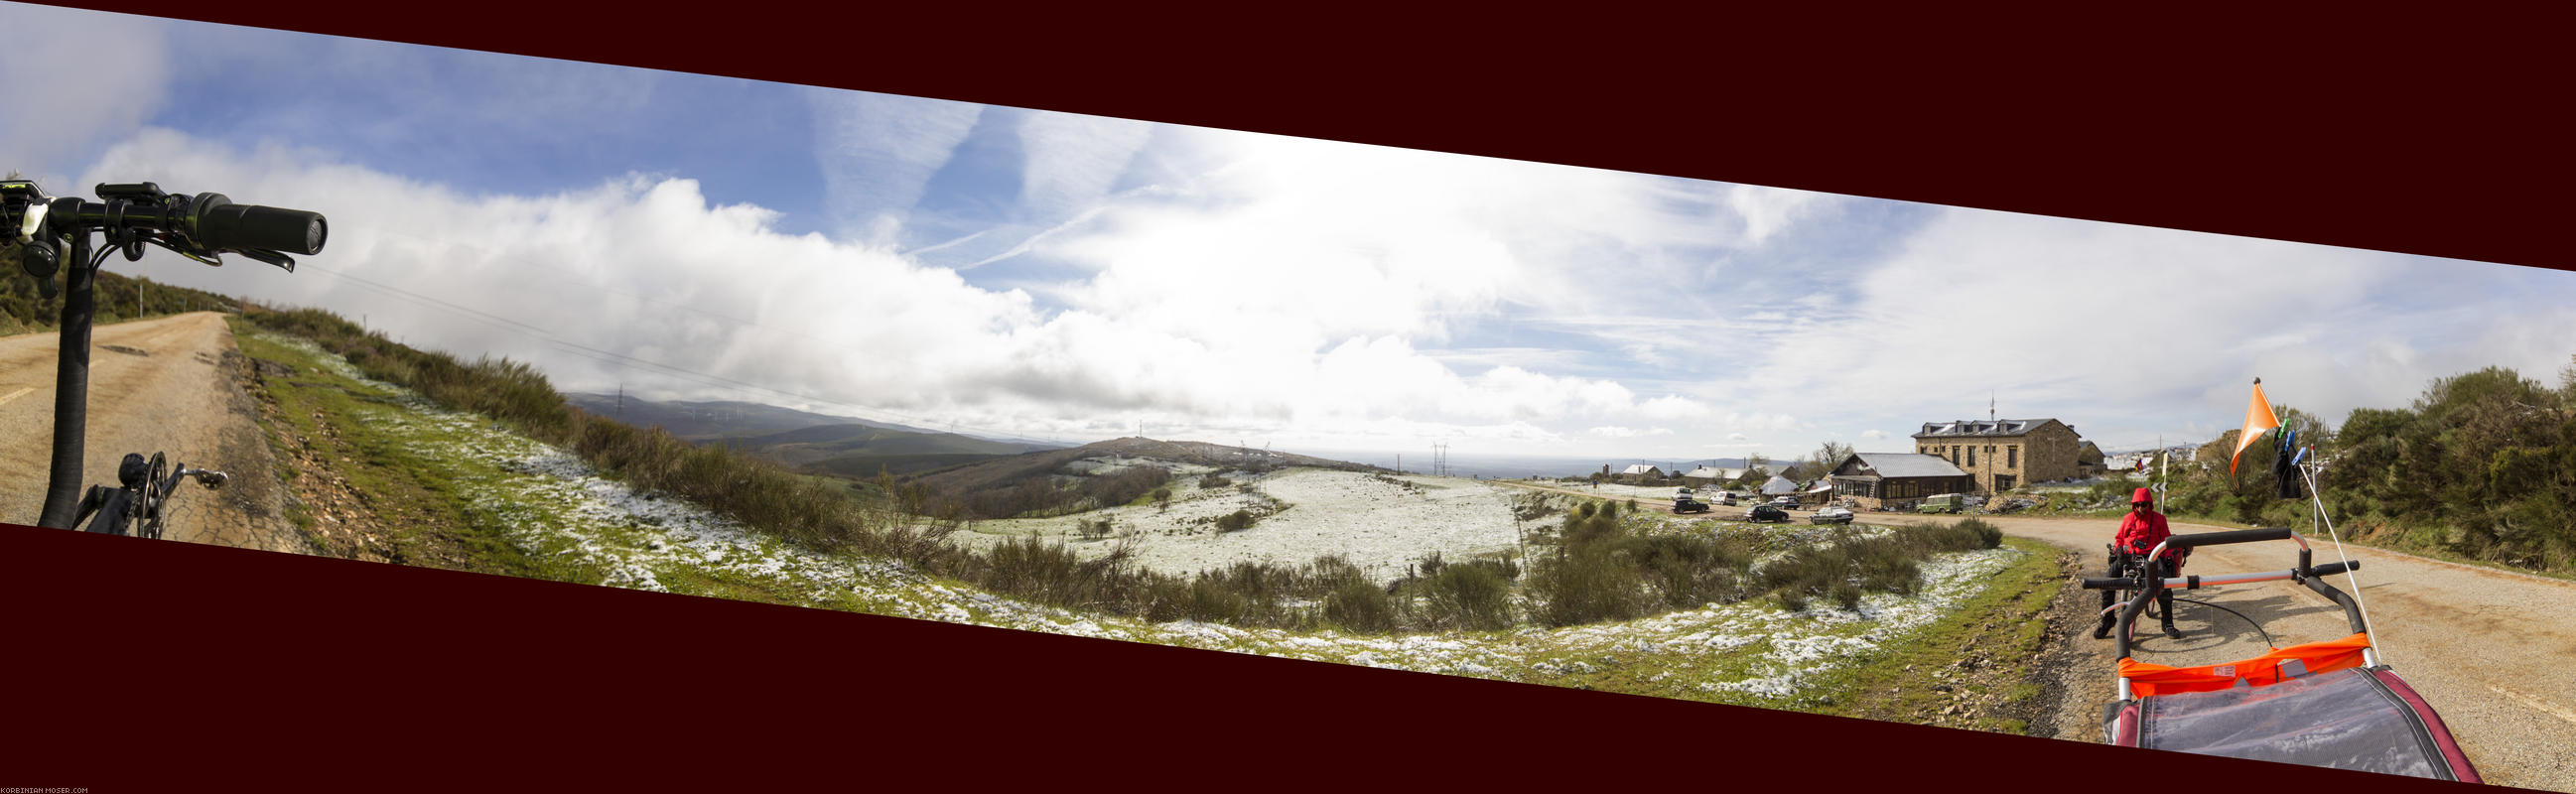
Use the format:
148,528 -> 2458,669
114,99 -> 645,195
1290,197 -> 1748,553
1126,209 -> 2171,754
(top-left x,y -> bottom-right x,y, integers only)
2117,633 -> 2373,698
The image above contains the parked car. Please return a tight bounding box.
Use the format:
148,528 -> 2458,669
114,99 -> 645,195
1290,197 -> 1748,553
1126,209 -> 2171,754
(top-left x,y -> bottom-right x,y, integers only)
1809,506 -> 1855,524
1713,491 -> 1739,506
1767,495 -> 1800,509
1745,504 -> 1791,523
1673,494 -> 1709,514
1918,493 -> 1966,514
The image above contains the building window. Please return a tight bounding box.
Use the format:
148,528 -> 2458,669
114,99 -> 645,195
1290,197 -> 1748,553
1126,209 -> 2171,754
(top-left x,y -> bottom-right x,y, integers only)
2008,446 -> 2018,467
1967,448 -> 1975,466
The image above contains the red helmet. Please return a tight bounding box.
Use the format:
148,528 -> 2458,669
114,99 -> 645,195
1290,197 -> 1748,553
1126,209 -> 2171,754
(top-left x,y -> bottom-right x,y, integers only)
2131,487 -> 2154,505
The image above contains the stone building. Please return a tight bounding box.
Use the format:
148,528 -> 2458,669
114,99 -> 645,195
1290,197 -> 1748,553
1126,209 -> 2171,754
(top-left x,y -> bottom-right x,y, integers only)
1827,453 -> 1970,510
1911,418 -> 2086,493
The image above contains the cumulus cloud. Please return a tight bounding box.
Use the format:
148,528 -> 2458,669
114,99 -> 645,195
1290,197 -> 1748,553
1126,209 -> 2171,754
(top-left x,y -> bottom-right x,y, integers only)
1723,207 -> 2576,447
71,129 -> 1726,453
0,5 -> 169,180
26,16 -> 2561,462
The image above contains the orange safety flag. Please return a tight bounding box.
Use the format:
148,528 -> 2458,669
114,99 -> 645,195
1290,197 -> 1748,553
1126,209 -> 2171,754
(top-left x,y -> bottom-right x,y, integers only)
2231,378 -> 2282,476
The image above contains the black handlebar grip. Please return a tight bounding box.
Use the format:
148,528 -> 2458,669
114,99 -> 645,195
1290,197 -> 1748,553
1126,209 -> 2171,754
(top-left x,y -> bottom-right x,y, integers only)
2164,527 -> 2293,550
2308,561 -> 2360,577
192,193 -> 327,255
2080,577 -> 2128,590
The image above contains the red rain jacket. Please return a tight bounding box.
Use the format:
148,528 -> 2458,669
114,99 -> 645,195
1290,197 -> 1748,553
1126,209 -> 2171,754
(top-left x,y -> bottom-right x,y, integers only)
2115,510 -> 2175,560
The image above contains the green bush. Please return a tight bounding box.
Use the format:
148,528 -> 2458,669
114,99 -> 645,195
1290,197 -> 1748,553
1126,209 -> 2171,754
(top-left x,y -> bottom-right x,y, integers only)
1530,547 -> 1647,627
1215,509 -> 1256,532
1419,561 -> 1515,631
1324,581 -> 1396,633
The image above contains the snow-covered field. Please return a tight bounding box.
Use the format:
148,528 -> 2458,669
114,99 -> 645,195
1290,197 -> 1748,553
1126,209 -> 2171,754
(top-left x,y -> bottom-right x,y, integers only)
259,331 -> 2031,709
954,468 -> 1529,582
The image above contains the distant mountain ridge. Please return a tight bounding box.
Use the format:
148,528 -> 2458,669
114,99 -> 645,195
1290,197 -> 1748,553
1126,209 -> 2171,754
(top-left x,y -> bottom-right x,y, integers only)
564,392 -> 1063,448
912,437 -> 1370,493
565,392 -> 1067,479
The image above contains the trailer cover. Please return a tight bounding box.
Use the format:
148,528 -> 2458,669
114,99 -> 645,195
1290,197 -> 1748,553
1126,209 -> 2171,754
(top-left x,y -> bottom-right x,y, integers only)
2106,665 -> 2479,782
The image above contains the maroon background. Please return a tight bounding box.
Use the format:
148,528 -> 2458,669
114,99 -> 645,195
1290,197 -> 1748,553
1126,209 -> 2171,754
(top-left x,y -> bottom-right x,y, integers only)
4,3 -> 2556,790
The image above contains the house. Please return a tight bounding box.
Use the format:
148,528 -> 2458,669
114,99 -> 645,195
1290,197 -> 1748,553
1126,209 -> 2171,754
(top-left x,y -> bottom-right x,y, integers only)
1911,418 -> 2088,493
1827,453 -> 1971,510
1758,474 -> 1798,496
1681,465 -> 1744,484
1614,463 -> 1664,483
1800,479 -> 1834,505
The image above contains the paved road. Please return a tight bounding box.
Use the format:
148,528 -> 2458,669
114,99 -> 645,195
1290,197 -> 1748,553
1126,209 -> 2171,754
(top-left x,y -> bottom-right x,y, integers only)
0,313 -> 298,552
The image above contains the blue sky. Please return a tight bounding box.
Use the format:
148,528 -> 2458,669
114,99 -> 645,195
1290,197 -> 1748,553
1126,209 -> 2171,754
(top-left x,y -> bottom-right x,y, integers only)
6,3 -> 2574,467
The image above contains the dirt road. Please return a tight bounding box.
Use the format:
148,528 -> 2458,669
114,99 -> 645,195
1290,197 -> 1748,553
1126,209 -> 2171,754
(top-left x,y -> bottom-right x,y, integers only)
1497,479 -> 2572,787
1865,511 -> 2572,790
0,313 -> 298,552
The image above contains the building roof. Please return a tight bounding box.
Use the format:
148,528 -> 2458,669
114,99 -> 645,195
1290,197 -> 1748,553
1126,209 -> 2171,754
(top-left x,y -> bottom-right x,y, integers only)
1760,474 -> 1799,494
1683,465 -> 1743,480
1835,453 -> 1968,478
1913,418 -> 2069,439
1619,463 -> 1660,475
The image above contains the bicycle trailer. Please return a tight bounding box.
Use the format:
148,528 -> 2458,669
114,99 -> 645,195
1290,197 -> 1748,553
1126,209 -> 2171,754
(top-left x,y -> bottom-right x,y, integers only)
2084,528 -> 2479,782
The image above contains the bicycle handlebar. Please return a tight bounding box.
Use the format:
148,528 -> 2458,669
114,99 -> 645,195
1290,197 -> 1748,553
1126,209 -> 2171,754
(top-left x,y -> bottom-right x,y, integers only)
5,180 -> 327,264
12,178 -> 319,530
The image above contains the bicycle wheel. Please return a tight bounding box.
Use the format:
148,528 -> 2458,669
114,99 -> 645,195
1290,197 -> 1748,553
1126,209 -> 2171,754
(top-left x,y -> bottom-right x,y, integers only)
140,453 -> 170,540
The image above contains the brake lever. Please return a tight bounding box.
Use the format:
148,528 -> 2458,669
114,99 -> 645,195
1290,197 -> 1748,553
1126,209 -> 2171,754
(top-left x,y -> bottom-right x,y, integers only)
145,236 -> 222,267
229,248 -> 296,272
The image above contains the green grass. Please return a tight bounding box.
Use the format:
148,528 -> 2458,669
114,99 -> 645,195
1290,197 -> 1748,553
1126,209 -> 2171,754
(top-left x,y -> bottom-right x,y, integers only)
229,319 -> 600,583
1802,536 -> 2062,728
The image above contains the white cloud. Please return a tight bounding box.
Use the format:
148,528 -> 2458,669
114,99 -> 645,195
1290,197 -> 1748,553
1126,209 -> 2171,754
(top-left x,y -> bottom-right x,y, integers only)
1725,184 -> 1829,246
1713,206 -> 2576,444
1016,110 -> 1153,220
805,90 -> 984,244
1589,426 -> 1637,438
0,5 -> 170,180
71,129 -> 1726,453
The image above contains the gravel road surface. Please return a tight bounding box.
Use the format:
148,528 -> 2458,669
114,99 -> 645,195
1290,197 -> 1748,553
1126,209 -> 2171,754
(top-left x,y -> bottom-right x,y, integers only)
1865,511 -> 2575,790
0,313 -> 297,552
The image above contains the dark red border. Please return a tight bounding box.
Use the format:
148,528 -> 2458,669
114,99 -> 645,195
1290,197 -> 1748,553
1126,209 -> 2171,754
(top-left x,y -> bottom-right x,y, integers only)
2,523 -> 2478,791
3,4 -> 2556,791
20,2 -> 2574,273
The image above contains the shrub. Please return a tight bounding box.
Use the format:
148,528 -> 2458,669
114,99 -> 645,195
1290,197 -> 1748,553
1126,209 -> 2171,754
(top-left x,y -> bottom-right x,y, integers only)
1324,581 -> 1396,633
1830,582 -> 1864,611
1181,577 -> 1248,622
1530,547 -> 1647,626
1215,509 -> 1256,532
1420,563 -> 1515,630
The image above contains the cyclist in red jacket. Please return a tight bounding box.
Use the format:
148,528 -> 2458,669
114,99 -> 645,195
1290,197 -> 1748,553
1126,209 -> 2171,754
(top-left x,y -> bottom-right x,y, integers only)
2095,487 -> 2185,639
